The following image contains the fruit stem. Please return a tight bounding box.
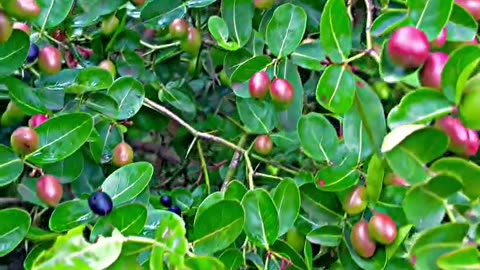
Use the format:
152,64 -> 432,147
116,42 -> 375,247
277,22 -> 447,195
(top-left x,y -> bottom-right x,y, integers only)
140,40 -> 180,50
223,134 -> 248,188
254,172 -> 283,181
364,0 -> 374,51
244,152 -> 255,190
196,140 -> 211,194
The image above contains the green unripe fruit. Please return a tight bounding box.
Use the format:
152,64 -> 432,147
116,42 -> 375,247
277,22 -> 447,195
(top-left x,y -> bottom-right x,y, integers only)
253,135 -> 273,155
112,142 -> 134,167
459,88 -> 480,130
180,27 -> 201,57
0,11 -> 13,43
219,69 -> 231,87
3,0 -> 40,21
368,213 -> 397,245
351,220 -> 376,259
254,0 -> 274,9
10,126 -> 39,155
101,14 -> 119,36
343,186 -> 368,215
169,18 -> 189,40
286,228 -> 305,253
98,59 -> 116,78
1,101 -> 24,127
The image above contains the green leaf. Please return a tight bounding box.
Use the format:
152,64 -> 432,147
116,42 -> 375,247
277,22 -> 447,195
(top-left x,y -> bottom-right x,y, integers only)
224,180 -> 247,201
316,65 -> 355,114
370,10 -> 410,37
187,0 -> 217,8
366,155 -> 385,204
26,113 -> 94,165
107,77 -> 145,120
0,208 -> 31,257
193,200 -> 244,255
314,154 -> 359,192
91,204 -> 147,240
446,4 -> 478,42
320,0 -> 352,62
101,162 -> 154,206
17,177 -> 48,207
241,189 -> 279,249
185,256 -> 225,270
26,227 -> 60,242
24,245 -> 49,270
384,127 -> 448,184
32,226 -> 124,270
297,113 -> 340,163
159,82 -> 196,114
221,0 -> 253,47
49,200 -> 94,232
35,0 -> 75,28
270,240 -> 308,270
379,40 -> 416,83
78,0 -> 125,18
300,184 -> 343,224
89,119 -> 122,164
208,16 -> 240,51
441,45 -> 480,104
387,89 -> 453,129
386,224 -> 413,260
65,67 -> 114,94
116,50 -> 145,78
402,185 -> 445,230
230,56 -> 271,83
0,145 -> 23,187
43,149 -> 84,183
236,97 -> 276,134
219,249 -> 245,270
430,157 -> 480,199
423,173 -> 462,198
407,0 -> 453,40
265,3 -> 307,57
437,247 -> 480,269
291,41 -> 326,71
0,30 -> 30,77
306,225 -> 342,247
194,192 -> 224,224
276,60 -> 304,131
2,77 -> 48,115
140,0 -> 186,28
273,179 -> 301,237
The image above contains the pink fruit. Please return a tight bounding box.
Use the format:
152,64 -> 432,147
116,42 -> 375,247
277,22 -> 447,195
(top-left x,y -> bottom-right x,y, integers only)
436,116 -> 479,157
387,26 -> 430,69
419,52 -> 449,90
28,115 -> 48,128
431,28 -> 447,48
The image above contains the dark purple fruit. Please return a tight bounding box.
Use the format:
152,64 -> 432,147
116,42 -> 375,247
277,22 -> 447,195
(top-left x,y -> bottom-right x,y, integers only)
253,135 -> 273,155
180,27 -> 201,56
436,116 -> 479,157
10,126 -> 39,155
368,213 -> 397,245
112,142 -> 134,167
343,186 -> 368,215
26,42 -> 39,63
28,114 -> 48,128
38,46 -> 62,75
169,205 -> 181,216
418,52 -> 449,90
98,59 -> 116,77
0,11 -> 12,43
456,0 -> 480,21
254,0 -> 274,9
431,28 -> 447,48
270,78 -> 294,110
351,220 -> 377,259
387,26 -> 430,69
88,191 -> 113,216
36,175 -> 63,207
12,22 -> 30,35
249,71 -> 270,99
101,15 -> 119,36
169,18 -> 189,40
160,195 -> 172,207
3,0 -> 40,21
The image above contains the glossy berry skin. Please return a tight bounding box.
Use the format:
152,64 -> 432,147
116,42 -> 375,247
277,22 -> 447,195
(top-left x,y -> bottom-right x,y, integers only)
351,221 -> 377,259
160,195 -> 172,207
3,0 -> 41,21
418,52 -> 449,90
254,0 -> 275,9
384,173 -> 409,187
12,22 -> 30,35
456,0 -> 480,21
28,114 -> 48,128
10,126 -> 39,155
437,116 -> 479,157
26,43 -> 39,63
387,27 -> 430,69
51,29 -> 66,42
343,186 -> 368,215
98,59 -> 116,77
112,142 -> 134,167
169,18 -> 189,40
129,0 -> 146,7
249,71 -> 270,99
169,205 -> 182,216
368,213 -> 397,245
88,191 -> 113,216
270,78 -> 294,110
36,175 -> 63,207
101,15 -> 119,36
0,11 -> 13,43
38,46 -> 62,75
253,135 -> 273,155
180,27 -> 202,56
460,88 -> 480,130
431,28 -> 447,48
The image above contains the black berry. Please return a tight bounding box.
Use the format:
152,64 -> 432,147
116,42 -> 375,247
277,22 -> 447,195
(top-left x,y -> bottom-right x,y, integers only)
168,205 -> 181,216
160,195 -> 172,207
88,191 -> 113,216
26,43 -> 39,63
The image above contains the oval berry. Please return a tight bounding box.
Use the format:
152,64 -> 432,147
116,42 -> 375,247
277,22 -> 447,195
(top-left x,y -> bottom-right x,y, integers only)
351,220 -> 377,259
38,46 -> 62,75
36,175 -> 63,207
270,78 -> 294,110
368,213 -> 397,245
169,18 -> 189,40
253,135 -> 273,155
387,26 -> 430,69
343,186 -> 368,215
88,191 -> 113,216
112,142 -> 134,167
10,126 -> 39,155
249,71 -> 270,99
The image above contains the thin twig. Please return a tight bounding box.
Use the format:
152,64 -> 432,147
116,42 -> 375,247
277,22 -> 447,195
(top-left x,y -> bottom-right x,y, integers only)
244,152 -> 254,190
196,140 -> 211,194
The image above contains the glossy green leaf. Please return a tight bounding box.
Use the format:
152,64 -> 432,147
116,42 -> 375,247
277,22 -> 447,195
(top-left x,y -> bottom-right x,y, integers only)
221,0 -> 253,47
431,157 -> 480,199
32,226 -> 123,270
224,180 -> 247,201
265,3 -> 307,57
89,120 -> 122,164
273,178 -> 301,237
208,16 -> 240,51
0,30 -> 29,77
306,225 -> 342,247
185,256 -> 225,270
141,0 -> 187,29
270,240 -> 308,270
236,97 -> 276,134
241,189 -> 279,248
2,77 -> 48,115
291,41 -> 326,71
65,67 -> 114,94
300,184 -> 343,224
370,10 -> 410,37
35,0 -> 75,28
24,245 -> 49,270
43,149 -> 84,183
101,162 -> 154,206
230,56 -> 271,83
423,173 -> 462,198
366,154 -> 385,204
446,4 -> 478,42
402,185 -> 445,230
315,153 -> 359,191
316,63 -> 355,114
275,60 -> 304,131
84,93 -> 119,119
407,0 -> 453,40
26,113 -> 94,165
194,191 -> 224,224
17,177 -> 47,207
320,0 -> 352,62
25,227 -> 60,242
0,145 -> 23,187
159,82 -> 196,114
437,246 -> 480,269
49,200 -> 94,232
297,113 -> 339,163
91,204 -> 147,240
219,249 -> 244,270
187,0 -> 217,8
0,208 -> 31,257
387,89 -> 453,129
107,77 -> 145,120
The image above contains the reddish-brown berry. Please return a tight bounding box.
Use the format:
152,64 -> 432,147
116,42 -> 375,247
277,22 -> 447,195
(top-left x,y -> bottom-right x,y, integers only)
249,71 -> 270,99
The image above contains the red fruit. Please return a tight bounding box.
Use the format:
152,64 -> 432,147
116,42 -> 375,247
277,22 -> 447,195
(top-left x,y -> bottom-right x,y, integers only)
112,142 -> 134,167
12,22 -> 29,35
270,78 -> 294,110
169,18 -> 189,40
36,175 -> 63,207
28,115 -> 48,128
431,28 -> 447,48
3,0 -> 40,21
129,0 -> 146,7
253,135 -> 273,155
351,221 -> 377,259
436,116 -> 479,157
343,186 -> 368,215
418,52 -> 449,90
254,0 -> 274,9
456,0 -> 480,21
98,59 -> 116,77
466,129 -> 479,157
249,71 -> 270,99
38,46 -> 62,75
10,126 -> 39,155
180,27 -> 202,56
368,213 -> 397,245
468,37 -> 479,44
0,11 -> 13,43
387,26 -> 430,69
52,29 -> 66,42
384,173 -> 409,187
